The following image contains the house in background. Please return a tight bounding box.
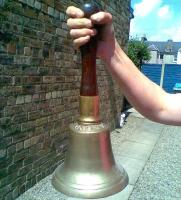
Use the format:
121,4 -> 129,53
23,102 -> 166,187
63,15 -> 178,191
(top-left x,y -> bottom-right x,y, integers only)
141,36 -> 181,64
147,44 -> 160,64
177,48 -> 181,64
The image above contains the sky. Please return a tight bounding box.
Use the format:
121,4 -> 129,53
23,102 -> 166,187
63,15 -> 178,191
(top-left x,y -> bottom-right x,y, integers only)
130,0 -> 181,41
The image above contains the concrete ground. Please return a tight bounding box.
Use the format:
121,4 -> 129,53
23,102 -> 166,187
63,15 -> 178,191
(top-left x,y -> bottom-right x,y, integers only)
17,109 -> 181,200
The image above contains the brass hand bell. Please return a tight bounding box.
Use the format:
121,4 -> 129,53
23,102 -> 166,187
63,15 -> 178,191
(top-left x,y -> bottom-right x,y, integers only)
52,3 -> 128,198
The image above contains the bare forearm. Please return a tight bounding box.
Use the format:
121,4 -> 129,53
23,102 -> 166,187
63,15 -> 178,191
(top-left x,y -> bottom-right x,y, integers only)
104,41 -> 169,122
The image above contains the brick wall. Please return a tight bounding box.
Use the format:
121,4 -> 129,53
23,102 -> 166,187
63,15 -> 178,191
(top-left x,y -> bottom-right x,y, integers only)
0,0 -> 130,199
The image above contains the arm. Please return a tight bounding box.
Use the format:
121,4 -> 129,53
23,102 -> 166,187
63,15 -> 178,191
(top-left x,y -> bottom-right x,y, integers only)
66,6 -> 181,126
104,41 -> 181,125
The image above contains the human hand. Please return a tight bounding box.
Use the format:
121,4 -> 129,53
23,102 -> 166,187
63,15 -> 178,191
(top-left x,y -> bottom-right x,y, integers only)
66,6 -> 116,60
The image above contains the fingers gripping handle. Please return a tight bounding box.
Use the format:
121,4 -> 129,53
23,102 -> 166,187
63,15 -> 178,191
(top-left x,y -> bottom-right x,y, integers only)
80,3 -> 100,96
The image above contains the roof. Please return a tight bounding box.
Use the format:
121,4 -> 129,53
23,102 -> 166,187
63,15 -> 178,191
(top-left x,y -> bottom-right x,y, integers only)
146,40 -> 181,55
148,44 -> 159,51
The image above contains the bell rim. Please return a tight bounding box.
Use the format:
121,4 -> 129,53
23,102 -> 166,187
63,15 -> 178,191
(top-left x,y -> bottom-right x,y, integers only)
52,165 -> 129,199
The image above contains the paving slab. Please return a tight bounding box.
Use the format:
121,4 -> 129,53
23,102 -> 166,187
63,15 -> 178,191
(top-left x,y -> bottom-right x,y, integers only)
139,119 -> 164,134
113,140 -> 154,161
115,156 -> 145,185
111,116 -> 143,144
126,130 -> 160,146
129,125 -> 181,200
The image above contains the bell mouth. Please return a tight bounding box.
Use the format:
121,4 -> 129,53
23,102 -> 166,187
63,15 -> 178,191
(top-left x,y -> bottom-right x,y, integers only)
52,163 -> 128,199
52,122 -> 129,198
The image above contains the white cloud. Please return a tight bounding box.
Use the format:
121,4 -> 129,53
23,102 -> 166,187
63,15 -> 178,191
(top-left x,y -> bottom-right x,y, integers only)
134,0 -> 162,17
157,5 -> 171,18
162,26 -> 181,41
130,19 -> 144,38
148,23 -> 181,41
130,20 -> 136,34
130,0 -> 181,41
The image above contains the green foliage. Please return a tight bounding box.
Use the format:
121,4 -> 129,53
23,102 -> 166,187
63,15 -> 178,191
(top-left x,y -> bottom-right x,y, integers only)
127,38 -> 151,70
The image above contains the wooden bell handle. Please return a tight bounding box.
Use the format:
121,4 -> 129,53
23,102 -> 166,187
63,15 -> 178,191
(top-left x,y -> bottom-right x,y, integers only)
80,3 -> 100,96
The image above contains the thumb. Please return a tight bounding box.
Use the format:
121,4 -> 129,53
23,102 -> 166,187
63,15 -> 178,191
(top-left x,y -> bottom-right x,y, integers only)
90,12 -> 112,25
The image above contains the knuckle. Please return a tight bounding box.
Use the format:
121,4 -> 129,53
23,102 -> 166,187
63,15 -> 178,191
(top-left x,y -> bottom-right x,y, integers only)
67,18 -> 72,26
73,40 -> 79,48
108,13 -> 113,21
70,29 -> 74,34
66,6 -> 75,14
67,18 -> 70,23
69,29 -> 74,37
73,40 -> 77,46
66,7 -> 70,14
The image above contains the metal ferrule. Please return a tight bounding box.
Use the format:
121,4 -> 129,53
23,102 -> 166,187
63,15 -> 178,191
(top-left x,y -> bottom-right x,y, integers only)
78,96 -> 101,124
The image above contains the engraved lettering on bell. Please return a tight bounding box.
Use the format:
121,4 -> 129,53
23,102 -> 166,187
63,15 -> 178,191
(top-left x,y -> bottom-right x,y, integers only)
71,122 -> 107,133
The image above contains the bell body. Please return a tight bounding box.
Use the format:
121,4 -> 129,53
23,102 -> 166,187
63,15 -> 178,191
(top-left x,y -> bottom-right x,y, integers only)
52,122 -> 128,199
